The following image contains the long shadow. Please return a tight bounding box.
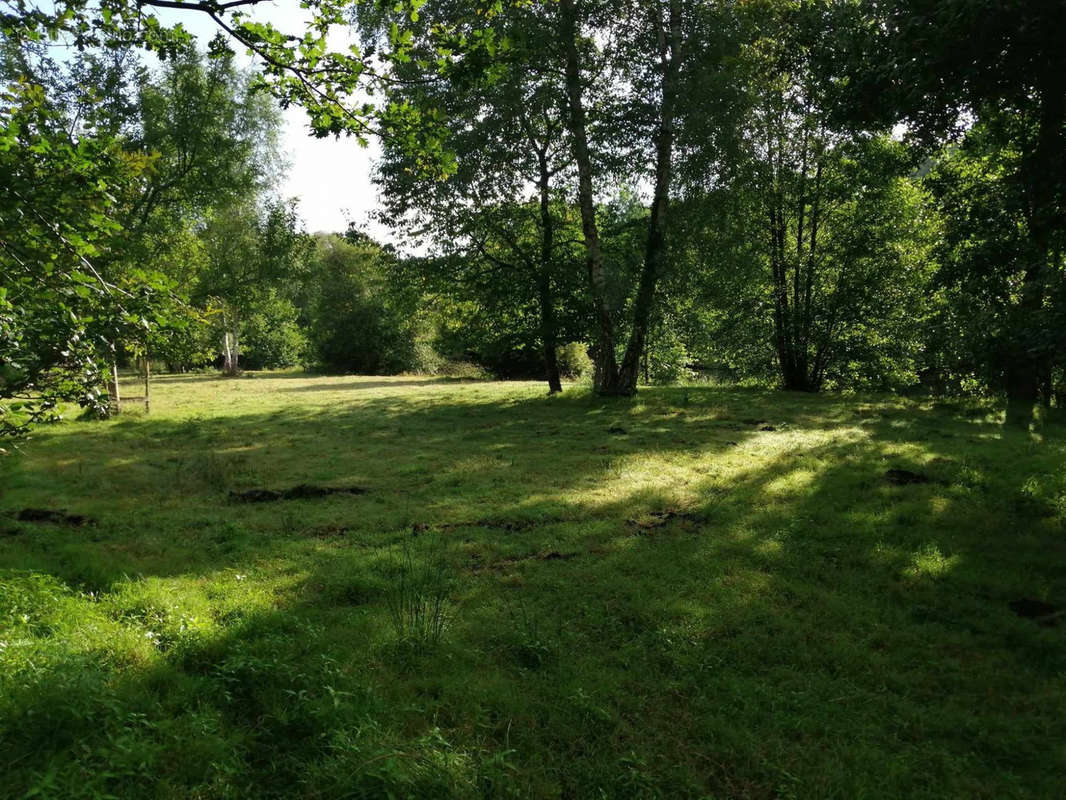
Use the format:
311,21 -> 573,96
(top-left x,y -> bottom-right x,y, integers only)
146,370 -> 324,386
1,386 -> 1064,797
275,377 -> 491,393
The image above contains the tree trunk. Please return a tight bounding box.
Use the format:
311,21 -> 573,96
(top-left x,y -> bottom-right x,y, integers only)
1005,75 -> 1064,427
559,0 -> 619,394
616,0 -> 682,394
222,331 -> 235,375
536,145 -> 563,394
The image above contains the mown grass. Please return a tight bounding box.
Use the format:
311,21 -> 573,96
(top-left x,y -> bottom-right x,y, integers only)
1,372 -> 1064,799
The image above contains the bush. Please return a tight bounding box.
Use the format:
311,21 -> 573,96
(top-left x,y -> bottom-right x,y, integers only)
646,330 -> 695,385
556,342 -> 593,379
433,360 -> 490,380
307,234 -> 425,374
239,295 -> 308,370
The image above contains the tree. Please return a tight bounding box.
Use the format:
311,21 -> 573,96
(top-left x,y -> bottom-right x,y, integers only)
824,0 -> 1066,423
305,232 -> 422,374
0,81 -> 162,442
556,0 -> 685,395
2,0 -> 455,162
367,0 -> 737,395
726,4 -> 934,391
197,198 -> 309,374
370,0 -> 579,392
924,125 -> 1066,403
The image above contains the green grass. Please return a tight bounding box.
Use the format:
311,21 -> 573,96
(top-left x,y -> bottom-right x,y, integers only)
1,372 -> 1065,799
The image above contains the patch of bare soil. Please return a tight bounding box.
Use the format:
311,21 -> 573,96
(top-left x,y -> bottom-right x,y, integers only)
626,510 -> 702,532
885,469 -> 932,485
15,508 -> 94,526
1009,598 -> 1062,626
229,485 -> 367,503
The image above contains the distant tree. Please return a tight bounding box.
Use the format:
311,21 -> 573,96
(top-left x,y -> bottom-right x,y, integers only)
743,6 -> 934,391
366,0 -> 742,395
924,125 -> 1066,402
370,0 -> 579,392
305,233 -> 423,375
554,0 -> 685,394
3,0 -> 456,165
197,199 -> 310,374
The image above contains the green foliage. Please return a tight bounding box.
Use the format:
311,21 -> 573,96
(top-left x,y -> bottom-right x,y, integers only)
923,126 -> 1065,397
238,293 -> 309,370
0,80 -> 167,443
306,233 -> 425,374
3,0 -> 458,173
555,342 -> 592,380
644,327 -> 694,386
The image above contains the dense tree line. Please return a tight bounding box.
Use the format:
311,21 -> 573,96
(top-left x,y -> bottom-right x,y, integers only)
2,0 -> 1064,441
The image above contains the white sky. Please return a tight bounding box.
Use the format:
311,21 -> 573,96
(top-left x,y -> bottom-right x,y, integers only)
152,2 -> 389,241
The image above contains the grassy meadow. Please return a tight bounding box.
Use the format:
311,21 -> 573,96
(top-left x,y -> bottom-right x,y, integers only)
1,372 -> 1065,799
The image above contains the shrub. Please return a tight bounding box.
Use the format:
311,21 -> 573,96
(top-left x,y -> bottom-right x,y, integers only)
646,330 -> 695,385
556,342 -> 593,380
307,234 -> 425,374
240,296 -> 309,370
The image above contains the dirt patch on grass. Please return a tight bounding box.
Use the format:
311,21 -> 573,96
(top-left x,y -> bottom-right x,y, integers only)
626,510 -> 702,532
469,549 -> 579,574
412,516 -> 567,535
229,484 -> 367,503
309,524 -> 352,539
15,508 -> 94,526
885,469 -> 932,486
1009,598 -> 1062,626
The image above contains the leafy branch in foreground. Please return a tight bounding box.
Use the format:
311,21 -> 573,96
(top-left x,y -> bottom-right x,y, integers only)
0,81 -> 175,445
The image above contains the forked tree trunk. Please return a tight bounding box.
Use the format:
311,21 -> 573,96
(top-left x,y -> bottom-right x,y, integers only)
559,0 -> 620,394
560,0 -> 681,396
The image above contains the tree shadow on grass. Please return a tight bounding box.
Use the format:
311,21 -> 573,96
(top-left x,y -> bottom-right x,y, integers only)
1,385 -> 1064,797
146,370 -> 323,385
275,377 -> 491,393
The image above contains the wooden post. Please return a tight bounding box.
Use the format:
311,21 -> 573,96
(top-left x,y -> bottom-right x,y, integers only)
108,354 -> 121,416
143,353 -> 150,414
